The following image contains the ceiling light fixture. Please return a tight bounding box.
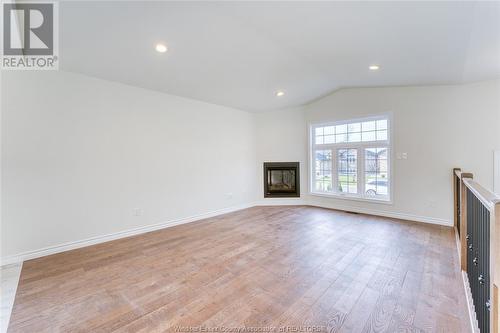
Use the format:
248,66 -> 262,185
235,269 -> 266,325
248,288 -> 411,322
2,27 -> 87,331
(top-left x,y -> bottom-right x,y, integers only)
369,65 -> 380,71
276,90 -> 285,97
155,43 -> 168,53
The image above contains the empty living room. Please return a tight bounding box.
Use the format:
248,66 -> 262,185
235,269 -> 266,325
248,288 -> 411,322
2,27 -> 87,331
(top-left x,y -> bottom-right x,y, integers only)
1,1 -> 500,332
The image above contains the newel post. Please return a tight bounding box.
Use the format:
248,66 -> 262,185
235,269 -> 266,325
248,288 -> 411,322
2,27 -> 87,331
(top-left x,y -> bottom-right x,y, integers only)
460,173 -> 473,271
453,168 -> 461,232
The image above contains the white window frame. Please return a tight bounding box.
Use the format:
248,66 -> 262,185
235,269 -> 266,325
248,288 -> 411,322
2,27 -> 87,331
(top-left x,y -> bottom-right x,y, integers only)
309,114 -> 393,204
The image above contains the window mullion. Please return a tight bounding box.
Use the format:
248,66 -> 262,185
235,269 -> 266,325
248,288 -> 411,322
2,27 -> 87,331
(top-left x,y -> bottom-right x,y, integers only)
311,149 -> 316,193
359,147 -> 365,198
332,148 -> 338,194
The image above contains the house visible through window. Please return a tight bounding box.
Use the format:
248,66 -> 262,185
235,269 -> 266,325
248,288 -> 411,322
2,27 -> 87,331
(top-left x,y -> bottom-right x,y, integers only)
311,116 -> 391,201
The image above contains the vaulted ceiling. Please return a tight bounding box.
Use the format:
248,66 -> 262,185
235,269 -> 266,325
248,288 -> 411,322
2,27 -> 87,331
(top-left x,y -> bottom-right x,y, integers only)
60,1 -> 500,112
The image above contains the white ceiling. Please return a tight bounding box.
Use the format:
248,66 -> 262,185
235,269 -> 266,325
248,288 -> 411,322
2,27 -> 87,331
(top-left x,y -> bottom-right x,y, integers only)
60,1 -> 500,112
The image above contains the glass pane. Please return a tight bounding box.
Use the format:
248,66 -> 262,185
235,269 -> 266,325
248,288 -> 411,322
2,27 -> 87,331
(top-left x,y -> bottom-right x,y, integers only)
315,150 -> 332,192
347,150 -> 357,159
336,124 -> 347,134
315,150 -> 332,165
339,181 -> 357,194
378,159 -> 388,172
365,148 -> 378,159
335,133 -> 347,143
337,149 -> 357,194
362,121 -> 376,132
348,132 -> 361,142
377,183 -> 388,195
376,130 -> 388,141
324,126 -> 335,135
269,170 -> 295,191
315,181 -> 322,191
315,136 -> 324,144
348,122 -> 361,133
324,135 -> 335,144
366,147 -> 388,159
315,127 -> 324,136
364,148 -> 389,197
379,172 -> 389,180
377,148 -> 388,159
376,119 -> 388,130
362,131 -> 376,142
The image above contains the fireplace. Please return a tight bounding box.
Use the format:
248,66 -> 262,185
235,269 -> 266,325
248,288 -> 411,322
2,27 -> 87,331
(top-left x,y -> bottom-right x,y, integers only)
263,162 -> 300,198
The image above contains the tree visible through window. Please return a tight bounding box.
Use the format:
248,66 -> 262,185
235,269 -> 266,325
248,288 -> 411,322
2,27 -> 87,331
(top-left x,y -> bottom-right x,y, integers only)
365,148 -> 388,196
311,116 -> 391,201
338,149 -> 357,194
314,150 -> 332,192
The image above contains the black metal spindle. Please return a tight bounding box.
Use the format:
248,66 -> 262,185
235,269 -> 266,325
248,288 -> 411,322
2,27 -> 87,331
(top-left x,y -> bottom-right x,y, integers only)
466,188 -> 490,332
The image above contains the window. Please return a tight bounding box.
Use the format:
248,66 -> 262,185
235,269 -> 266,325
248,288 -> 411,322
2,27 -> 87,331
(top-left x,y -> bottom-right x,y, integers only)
310,116 -> 391,201
338,149 -> 358,194
365,148 -> 388,197
314,150 -> 332,192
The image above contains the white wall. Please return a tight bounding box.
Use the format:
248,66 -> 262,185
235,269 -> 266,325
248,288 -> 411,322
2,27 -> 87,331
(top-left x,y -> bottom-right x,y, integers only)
1,71 -> 257,261
257,80 -> 500,225
255,107 -> 307,205
495,150 -> 500,195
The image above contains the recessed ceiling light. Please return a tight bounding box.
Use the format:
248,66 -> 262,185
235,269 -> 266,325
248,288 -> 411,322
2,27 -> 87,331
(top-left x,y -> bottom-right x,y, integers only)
276,90 -> 285,97
155,43 -> 168,53
369,65 -> 380,71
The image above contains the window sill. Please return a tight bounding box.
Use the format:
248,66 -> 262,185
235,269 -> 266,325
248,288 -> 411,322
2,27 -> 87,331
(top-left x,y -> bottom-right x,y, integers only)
309,192 -> 393,205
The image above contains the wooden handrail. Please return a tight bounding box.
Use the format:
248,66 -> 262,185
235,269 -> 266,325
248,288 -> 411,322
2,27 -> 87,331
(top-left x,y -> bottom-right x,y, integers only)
454,168 -> 500,332
453,168 -> 462,235
461,172 -> 474,181
463,178 -> 500,212
454,168 -> 473,180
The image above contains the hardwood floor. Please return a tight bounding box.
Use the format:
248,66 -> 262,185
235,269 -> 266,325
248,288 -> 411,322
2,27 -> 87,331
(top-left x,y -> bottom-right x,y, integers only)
8,206 -> 470,332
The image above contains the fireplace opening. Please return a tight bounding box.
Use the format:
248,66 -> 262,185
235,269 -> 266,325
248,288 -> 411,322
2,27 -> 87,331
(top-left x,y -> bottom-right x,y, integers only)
263,162 -> 300,198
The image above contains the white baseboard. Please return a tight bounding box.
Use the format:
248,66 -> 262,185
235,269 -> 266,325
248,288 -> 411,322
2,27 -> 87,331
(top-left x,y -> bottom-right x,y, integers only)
462,271 -> 480,333
0,202 -> 254,266
453,227 -> 477,333
305,202 -> 453,227
253,198 -> 308,206
1,200 -> 452,266
454,229 -> 479,333
254,197 -> 452,226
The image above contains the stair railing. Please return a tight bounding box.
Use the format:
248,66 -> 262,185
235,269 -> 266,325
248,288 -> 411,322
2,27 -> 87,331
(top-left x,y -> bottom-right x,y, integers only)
454,168 -> 499,332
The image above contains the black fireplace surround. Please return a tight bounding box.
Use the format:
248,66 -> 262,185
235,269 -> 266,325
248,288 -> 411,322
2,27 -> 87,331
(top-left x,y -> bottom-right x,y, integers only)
263,162 -> 300,198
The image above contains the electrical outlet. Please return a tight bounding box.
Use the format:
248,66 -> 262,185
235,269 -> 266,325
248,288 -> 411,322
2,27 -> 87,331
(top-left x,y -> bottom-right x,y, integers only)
133,208 -> 144,216
402,152 -> 408,160
226,192 -> 233,199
